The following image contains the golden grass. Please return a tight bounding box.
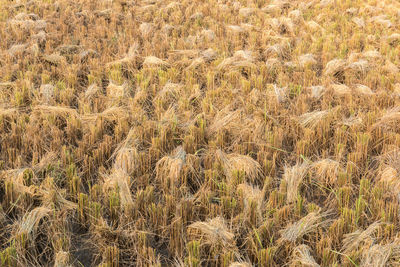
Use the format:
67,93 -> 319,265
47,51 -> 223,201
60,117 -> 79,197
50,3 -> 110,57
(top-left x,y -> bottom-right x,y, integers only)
279,211 -> 330,243
1,0 -> 400,265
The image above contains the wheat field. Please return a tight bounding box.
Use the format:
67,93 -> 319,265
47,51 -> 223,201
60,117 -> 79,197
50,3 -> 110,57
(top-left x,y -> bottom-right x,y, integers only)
1,0 -> 400,266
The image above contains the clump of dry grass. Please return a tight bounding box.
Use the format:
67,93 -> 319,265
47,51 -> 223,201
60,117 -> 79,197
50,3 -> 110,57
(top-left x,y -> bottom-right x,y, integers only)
114,147 -> 138,174
311,159 -> 340,185
33,105 -> 78,118
207,109 -> 242,136
43,53 -> 66,65
324,59 -> 347,77
40,177 -> 77,210
188,217 -> 235,249
298,54 -> 317,68
348,59 -> 371,74
16,207 -> 51,238
143,56 -> 169,68
215,149 -> 262,184
372,108 -> 400,130
217,50 -> 256,70
155,146 -> 190,192
298,110 -> 331,129
281,163 -> 309,203
355,84 -> 374,95
342,222 -> 381,254
154,82 -> 183,104
103,169 -> 133,209
279,212 -> 331,243
360,241 -> 400,267
329,84 -> 351,96
237,183 -> 264,222
291,244 -> 320,267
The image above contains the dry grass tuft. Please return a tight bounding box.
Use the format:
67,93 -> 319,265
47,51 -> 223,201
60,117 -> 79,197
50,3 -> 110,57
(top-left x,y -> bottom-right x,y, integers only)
355,84 -> 374,95
281,163 -> 309,203
360,241 -> 400,267
329,84 -> 352,96
373,108 -> 400,130
291,244 -> 320,267
103,169 -> 134,208
342,221 -> 381,254
188,217 -> 235,248
298,110 -> 330,129
17,207 -> 51,238
143,56 -> 169,67
217,50 -> 256,70
312,159 -> 340,185
280,212 -> 330,243
216,149 -> 262,183
324,59 -> 347,77
156,146 -> 186,188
